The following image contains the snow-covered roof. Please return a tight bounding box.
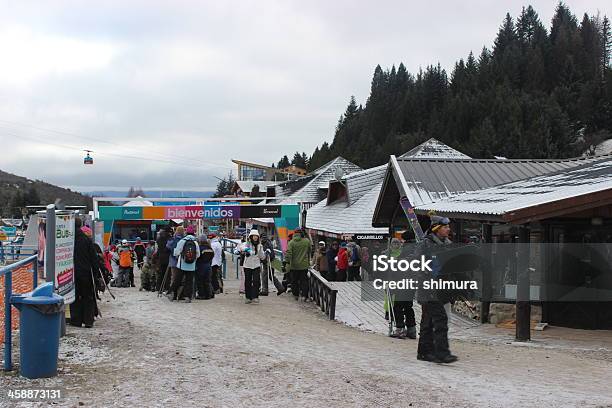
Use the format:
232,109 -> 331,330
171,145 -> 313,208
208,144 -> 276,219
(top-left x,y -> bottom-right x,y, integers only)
123,197 -> 153,207
399,138 -> 471,160
373,154 -> 610,227
414,157 -> 612,222
594,139 -> 612,156
306,184 -> 388,236
270,157 -> 362,204
234,180 -> 276,194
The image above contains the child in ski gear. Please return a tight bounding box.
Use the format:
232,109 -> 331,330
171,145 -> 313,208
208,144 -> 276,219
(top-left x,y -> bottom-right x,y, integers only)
416,215 -> 458,364
284,228 -> 312,301
237,229 -> 266,303
168,226 -> 200,302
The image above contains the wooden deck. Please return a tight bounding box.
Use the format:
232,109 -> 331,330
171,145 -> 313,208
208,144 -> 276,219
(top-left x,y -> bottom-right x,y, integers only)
331,281 -> 480,336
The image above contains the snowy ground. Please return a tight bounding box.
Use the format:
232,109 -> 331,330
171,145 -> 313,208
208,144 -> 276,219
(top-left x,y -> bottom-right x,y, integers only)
2,269 -> 612,407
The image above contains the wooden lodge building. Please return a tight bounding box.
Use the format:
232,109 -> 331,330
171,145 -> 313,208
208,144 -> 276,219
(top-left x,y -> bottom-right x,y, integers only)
373,153 -> 612,332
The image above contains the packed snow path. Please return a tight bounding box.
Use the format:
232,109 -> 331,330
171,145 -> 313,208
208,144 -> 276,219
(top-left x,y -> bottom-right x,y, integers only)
2,276 -> 612,407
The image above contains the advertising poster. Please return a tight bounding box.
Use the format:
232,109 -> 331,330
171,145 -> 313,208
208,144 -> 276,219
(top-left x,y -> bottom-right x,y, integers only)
94,220 -> 105,250
54,213 -> 76,304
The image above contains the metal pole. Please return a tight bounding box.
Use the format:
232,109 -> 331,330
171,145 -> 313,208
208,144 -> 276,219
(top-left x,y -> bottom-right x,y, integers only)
516,226 -> 531,341
33,257 -> 38,289
3,270 -> 12,371
45,204 -> 56,283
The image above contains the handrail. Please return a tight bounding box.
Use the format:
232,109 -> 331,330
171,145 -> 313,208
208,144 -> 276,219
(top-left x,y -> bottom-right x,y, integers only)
308,269 -> 337,320
2,254 -> 39,371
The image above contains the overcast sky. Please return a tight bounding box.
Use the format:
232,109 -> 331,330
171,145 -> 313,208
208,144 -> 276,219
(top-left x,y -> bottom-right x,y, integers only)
0,0 -> 609,192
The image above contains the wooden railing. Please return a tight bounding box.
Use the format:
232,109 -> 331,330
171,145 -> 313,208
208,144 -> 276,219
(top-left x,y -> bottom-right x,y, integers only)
308,269 -> 337,320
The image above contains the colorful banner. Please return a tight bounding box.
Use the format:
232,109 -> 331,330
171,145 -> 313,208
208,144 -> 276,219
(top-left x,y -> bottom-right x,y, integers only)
55,213 -> 75,304
98,204 -> 298,221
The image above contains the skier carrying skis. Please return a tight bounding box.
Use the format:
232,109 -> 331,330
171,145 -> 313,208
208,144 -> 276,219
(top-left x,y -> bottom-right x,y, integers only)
416,215 -> 458,364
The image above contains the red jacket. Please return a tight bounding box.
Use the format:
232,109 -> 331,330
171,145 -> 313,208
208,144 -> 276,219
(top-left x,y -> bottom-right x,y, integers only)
336,248 -> 349,270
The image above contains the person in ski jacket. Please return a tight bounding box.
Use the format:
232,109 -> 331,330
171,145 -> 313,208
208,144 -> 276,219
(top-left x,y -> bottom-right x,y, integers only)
336,242 -> 349,282
195,235 -> 215,299
166,226 -> 185,293
416,215 -> 458,364
209,233 -> 224,294
346,241 -> 362,281
156,229 -> 171,292
168,226 -> 200,302
313,241 -> 329,280
259,232 -> 275,296
237,229 -> 266,303
116,240 -> 134,287
284,229 -> 312,301
133,238 -> 146,269
383,238 -> 417,339
326,241 -> 339,281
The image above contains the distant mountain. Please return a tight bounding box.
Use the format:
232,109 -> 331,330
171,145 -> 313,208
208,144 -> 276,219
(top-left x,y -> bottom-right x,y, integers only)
0,169 -> 92,217
82,190 -> 214,199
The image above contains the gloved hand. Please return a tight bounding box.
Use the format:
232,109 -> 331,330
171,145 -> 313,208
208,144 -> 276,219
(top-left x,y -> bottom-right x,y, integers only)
245,248 -> 252,257
265,248 -> 272,255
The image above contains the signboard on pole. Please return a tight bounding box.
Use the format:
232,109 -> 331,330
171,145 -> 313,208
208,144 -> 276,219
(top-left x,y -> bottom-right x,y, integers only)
0,226 -> 16,241
94,220 -> 104,250
54,213 -> 75,304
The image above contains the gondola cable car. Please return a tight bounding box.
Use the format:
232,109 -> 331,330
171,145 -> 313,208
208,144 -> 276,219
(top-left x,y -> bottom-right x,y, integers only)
84,150 -> 94,165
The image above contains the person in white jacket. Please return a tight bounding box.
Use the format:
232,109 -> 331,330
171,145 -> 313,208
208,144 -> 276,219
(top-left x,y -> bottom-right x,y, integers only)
236,229 -> 266,304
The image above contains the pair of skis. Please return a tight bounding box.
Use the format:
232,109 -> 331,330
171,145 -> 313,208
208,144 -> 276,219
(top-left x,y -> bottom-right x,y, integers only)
387,196 -> 425,336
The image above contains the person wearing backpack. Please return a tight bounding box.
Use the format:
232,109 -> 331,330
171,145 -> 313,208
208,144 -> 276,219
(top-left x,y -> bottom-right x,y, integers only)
117,239 -> 134,287
169,226 -> 200,302
347,241 -> 362,281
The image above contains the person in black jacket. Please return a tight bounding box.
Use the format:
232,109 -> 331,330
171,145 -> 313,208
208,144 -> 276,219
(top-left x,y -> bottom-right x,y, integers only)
326,241 -> 339,282
195,235 -> 215,299
416,215 -> 458,364
70,217 -> 100,328
155,229 -> 171,292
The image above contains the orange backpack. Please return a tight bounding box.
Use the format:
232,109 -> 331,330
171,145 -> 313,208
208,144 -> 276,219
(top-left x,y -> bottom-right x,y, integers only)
119,250 -> 132,268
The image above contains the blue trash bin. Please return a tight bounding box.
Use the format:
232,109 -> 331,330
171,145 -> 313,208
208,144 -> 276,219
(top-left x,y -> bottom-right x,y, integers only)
11,282 -> 64,379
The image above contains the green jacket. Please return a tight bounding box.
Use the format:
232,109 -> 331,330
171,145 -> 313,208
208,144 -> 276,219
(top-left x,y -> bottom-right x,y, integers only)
285,236 -> 311,270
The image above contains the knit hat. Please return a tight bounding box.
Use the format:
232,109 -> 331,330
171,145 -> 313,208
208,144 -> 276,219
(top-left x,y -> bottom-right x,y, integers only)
185,225 -> 196,235
81,226 -> 92,237
430,214 -> 450,232
248,229 -> 260,238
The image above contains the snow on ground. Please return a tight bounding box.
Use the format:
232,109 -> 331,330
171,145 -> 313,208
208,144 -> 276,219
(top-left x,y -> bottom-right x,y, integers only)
2,269 -> 612,407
